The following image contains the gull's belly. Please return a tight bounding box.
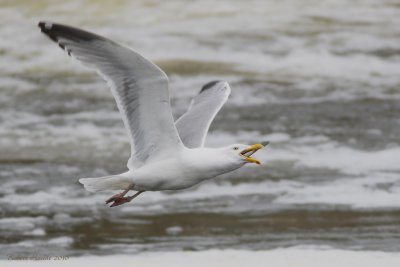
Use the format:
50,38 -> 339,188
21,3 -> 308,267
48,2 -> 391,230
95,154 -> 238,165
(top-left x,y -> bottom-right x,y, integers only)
129,148 -> 243,191
131,160 -> 207,191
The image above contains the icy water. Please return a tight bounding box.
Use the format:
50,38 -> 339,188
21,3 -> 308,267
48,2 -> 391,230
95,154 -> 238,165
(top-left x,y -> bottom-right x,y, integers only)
1,0 -> 400,259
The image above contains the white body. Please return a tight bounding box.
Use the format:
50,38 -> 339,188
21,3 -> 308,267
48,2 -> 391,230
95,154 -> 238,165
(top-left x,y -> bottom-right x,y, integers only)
128,148 -> 245,191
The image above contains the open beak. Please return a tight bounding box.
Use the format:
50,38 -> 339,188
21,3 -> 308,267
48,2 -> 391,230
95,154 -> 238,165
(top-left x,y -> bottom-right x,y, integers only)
240,141 -> 269,165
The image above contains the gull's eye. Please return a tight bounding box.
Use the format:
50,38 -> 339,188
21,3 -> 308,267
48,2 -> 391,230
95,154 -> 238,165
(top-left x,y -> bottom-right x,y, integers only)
233,147 -> 239,150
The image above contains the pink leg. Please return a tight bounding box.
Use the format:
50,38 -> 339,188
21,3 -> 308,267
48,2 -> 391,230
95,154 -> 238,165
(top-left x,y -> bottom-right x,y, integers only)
108,191 -> 145,207
105,187 -> 131,204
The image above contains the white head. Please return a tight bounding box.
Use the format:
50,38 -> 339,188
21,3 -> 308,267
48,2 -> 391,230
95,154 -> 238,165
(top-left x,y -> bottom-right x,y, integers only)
212,141 -> 269,171
184,142 -> 269,181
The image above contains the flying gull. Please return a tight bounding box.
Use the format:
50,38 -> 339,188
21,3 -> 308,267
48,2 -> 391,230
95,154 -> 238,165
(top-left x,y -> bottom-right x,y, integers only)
38,22 -> 268,207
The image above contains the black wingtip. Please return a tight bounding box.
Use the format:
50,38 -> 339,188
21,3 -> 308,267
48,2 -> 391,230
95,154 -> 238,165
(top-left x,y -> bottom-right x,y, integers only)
38,21 -> 107,44
38,21 -> 46,28
200,80 -> 222,93
38,21 -> 53,32
38,21 -> 59,42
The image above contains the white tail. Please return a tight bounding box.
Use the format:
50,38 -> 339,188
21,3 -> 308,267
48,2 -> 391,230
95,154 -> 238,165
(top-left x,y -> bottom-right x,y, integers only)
79,174 -> 132,192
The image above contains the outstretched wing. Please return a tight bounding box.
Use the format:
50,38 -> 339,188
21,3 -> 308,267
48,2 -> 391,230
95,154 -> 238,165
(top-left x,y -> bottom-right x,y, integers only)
175,81 -> 231,148
38,22 -> 183,169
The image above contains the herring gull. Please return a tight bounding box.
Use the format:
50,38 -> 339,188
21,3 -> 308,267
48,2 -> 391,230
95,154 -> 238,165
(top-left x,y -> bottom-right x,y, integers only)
38,22 -> 268,207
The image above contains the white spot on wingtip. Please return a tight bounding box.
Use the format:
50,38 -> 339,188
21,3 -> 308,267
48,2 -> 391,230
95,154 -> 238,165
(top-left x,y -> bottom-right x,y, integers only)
44,22 -> 52,30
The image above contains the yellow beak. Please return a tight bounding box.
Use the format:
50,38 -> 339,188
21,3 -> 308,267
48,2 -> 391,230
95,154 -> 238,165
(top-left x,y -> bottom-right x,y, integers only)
240,142 -> 268,165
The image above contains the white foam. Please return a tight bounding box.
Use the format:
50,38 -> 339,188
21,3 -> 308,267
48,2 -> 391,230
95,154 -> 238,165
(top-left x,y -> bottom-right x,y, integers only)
276,172 -> 400,208
287,143 -> 400,175
205,131 -> 290,147
24,228 -> 46,237
165,226 -> 183,236
47,236 -> 74,247
0,217 -> 47,232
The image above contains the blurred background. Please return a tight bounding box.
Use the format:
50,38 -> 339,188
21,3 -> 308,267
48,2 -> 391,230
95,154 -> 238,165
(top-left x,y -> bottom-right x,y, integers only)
0,0 -> 400,259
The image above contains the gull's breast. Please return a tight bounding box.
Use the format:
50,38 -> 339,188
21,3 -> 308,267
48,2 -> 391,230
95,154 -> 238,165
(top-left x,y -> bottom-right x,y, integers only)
130,148 -> 237,191
130,158 -> 206,191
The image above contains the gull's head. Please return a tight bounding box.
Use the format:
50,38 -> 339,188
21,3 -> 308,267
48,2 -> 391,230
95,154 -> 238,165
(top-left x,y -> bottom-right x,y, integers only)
183,142 -> 269,179
223,141 -> 269,166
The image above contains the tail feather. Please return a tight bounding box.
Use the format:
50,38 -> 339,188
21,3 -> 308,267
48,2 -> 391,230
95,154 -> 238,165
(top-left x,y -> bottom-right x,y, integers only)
79,174 -> 132,192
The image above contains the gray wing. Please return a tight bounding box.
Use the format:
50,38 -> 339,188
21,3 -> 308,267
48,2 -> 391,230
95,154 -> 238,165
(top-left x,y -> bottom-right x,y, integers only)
175,81 -> 231,148
38,22 -> 183,169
